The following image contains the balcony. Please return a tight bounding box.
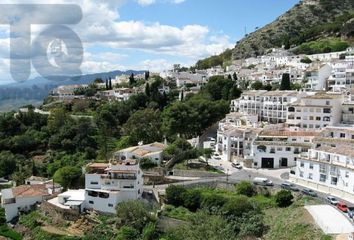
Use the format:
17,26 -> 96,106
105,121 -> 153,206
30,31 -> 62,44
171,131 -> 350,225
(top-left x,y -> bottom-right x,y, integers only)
2,198 -> 16,205
101,174 -> 137,180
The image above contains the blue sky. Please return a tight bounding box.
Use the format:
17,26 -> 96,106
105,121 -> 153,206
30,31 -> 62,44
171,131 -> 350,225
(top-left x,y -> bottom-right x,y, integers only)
0,0 -> 299,84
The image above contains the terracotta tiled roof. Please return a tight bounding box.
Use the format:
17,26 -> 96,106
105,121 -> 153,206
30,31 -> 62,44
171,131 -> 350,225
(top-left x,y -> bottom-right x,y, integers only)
260,130 -> 318,137
12,185 -> 49,198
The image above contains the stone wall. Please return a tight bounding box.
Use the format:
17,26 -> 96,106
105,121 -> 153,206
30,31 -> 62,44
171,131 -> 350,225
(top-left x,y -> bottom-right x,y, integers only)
40,201 -> 81,221
172,169 -> 224,178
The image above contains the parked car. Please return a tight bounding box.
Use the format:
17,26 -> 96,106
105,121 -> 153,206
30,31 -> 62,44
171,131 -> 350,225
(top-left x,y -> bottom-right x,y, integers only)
213,156 -> 221,160
280,182 -> 299,191
347,207 -> 354,218
252,177 -> 273,186
326,195 -> 338,205
301,188 -> 317,197
337,202 -> 349,212
231,163 -> 242,169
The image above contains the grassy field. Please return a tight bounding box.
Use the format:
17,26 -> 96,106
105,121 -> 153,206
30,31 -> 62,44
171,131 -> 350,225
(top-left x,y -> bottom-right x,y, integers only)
264,198 -> 332,240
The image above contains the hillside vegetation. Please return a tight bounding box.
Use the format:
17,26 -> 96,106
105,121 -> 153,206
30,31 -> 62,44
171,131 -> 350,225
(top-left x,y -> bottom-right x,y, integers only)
196,0 -> 354,69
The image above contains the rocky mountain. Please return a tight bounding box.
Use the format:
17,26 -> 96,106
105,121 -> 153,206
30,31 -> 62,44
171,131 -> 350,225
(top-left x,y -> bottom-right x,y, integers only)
196,0 -> 354,69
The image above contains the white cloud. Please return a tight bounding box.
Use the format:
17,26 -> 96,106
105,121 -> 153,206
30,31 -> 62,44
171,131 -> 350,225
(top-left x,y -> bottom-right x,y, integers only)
137,0 -> 155,6
0,0 -> 233,81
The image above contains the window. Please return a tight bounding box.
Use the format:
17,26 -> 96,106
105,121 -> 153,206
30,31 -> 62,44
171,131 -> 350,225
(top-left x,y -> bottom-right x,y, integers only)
323,108 -> 331,113
292,138 -> 296,142
316,108 -> 321,113
326,101 -> 330,105
309,116 -> 314,120
319,164 -> 326,173
309,163 -> 313,169
300,171 -> 304,177
90,182 -> 98,185
340,133 -> 346,138
346,171 -> 349,178
300,162 -> 304,167
352,135 -> 354,140
286,147 -> 291,151
319,174 -> 327,182
316,117 -> 321,121
331,177 -> 338,185
277,147 -> 282,151
308,173 -> 313,180
108,203 -> 114,207
89,201 -> 94,204
296,116 -> 301,120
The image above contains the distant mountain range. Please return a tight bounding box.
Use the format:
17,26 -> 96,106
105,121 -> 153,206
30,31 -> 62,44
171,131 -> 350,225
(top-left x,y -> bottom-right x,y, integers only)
0,70 -> 144,112
196,0 -> 354,69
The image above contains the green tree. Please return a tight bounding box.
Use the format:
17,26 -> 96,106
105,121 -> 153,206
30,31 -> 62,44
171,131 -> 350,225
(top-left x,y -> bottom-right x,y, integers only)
251,81 -> 263,90
47,108 -> 68,134
235,181 -> 255,197
233,72 -> 238,81
116,200 -> 154,232
0,151 -> 20,178
275,190 -> 294,207
129,73 -> 136,86
53,166 -> 82,190
165,185 -> 187,207
280,73 -> 291,90
122,108 -> 162,145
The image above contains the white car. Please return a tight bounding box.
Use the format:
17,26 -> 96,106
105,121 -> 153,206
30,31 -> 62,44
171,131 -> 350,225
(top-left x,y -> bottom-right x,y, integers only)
326,195 -> 338,205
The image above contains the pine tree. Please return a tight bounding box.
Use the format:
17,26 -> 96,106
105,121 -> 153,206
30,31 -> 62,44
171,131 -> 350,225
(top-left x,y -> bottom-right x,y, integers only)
105,79 -> 108,90
129,73 -> 135,86
280,73 -> 291,90
109,77 -> 112,90
145,83 -> 150,97
233,72 -> 238,81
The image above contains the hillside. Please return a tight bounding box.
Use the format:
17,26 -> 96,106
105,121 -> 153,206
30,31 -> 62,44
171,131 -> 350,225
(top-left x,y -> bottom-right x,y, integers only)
196,0 -> 354,69
0,70 -> 144,112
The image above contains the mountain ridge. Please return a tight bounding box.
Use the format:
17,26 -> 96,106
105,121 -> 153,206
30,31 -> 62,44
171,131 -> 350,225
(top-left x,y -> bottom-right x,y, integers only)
196,0 -> 354,69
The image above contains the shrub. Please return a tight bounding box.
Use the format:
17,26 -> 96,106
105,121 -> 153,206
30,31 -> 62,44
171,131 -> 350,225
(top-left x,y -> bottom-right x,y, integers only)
165,185 -> 187,207
116,226 -> 140,240
183,189 -> 201,212
275,190 -> 294,207
300,57 -> 312,64
116,200 -> 154,232
139,158 -> 157,170
222,195 -> 255,218
236,181 -> 255,197
0,225 -> 22,240
201,194 -> 227,212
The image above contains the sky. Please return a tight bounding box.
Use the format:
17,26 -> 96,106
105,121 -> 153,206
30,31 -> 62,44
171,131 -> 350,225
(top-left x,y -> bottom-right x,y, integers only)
0,0 -> 299,84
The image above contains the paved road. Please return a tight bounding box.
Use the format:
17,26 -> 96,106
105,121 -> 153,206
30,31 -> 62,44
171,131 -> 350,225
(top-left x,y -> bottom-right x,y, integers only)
305,205 -> 354,234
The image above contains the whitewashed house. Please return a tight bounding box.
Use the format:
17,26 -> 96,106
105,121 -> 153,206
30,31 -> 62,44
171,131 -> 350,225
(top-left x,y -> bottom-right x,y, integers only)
304,63 -> 332,91
287,92 -> 344,130
251,130 -> 317,168
291,126 -> 354,201
114,142 -> 167,165
84,161 -> 143,214
1,185 -> 51,222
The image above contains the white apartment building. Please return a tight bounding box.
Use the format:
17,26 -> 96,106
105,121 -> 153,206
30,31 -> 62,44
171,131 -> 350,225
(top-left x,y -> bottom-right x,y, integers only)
1,185 -> 51,222
251,130 -> 316,169
291,126 -> 354,201
99,88 -> 135,101
231,90 -> 307,124
287,92 -> 344,130
114,142 -> 167,165
51,84 -> 89,100
215,112 -> 260,161
328,60 -> 354,92
304,64 -> 332,91
85,161 -> 143,214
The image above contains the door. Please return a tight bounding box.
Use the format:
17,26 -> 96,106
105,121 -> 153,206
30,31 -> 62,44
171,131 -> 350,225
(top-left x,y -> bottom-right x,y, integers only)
280,158 -> 288,167
261,158 -> 274,168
